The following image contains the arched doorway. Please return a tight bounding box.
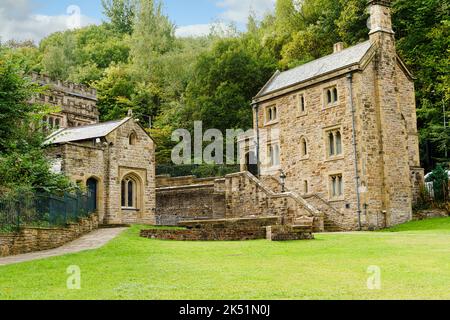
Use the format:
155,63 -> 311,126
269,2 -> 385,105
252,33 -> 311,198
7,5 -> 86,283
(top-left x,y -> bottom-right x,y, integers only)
245,151 -> 258,177
86,177 -> 98,212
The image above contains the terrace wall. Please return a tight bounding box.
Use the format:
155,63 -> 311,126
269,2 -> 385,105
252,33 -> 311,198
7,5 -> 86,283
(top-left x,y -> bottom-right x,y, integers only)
0,214 -> 98,257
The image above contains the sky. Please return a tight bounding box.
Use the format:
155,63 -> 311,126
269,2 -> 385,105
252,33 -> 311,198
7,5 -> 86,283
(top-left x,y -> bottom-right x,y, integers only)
0,0 -> 276,43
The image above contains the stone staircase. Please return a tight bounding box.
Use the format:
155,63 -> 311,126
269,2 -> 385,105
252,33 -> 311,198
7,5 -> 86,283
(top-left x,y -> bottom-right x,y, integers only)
256,174 -> 345,232
303,194 -> 346,232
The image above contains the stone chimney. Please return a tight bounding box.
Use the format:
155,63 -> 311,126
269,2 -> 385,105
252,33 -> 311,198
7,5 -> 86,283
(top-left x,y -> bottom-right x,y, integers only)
367,0 -> 394,38
333,42 -> 344,53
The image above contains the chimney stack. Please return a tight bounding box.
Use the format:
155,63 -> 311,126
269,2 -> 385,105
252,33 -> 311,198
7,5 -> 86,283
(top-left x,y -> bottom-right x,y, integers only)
367,0 -> 394,37
333,42 -> 345,53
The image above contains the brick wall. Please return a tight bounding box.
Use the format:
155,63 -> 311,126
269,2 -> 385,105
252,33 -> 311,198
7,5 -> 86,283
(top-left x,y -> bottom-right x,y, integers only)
0,214 -> 98,257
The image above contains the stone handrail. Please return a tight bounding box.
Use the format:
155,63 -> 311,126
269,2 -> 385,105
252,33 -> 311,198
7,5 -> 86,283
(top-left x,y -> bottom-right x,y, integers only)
225,171 -> 322,218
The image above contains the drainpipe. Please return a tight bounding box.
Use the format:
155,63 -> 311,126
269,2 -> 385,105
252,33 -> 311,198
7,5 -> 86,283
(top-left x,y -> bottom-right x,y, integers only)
252,102 -> 261,177
347,73 -> 362,231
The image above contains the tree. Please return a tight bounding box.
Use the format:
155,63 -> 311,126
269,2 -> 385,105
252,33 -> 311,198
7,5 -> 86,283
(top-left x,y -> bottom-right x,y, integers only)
392,0 -> 450,170
129,0 -> 175,81
102,0 -> 136,34
182,36 -> 277,132
0,49 -> 72,193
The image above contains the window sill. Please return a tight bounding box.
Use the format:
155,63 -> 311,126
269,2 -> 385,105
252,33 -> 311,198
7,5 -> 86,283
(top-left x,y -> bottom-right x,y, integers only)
297,112 -> 308,118
264,120 -> 279,126
323,102 -> 341,109
325,155 -> 344,162
328,197 -> 345,203
121,207 -> 140,211
262,166 -> 281,174
299,156 -> 310,161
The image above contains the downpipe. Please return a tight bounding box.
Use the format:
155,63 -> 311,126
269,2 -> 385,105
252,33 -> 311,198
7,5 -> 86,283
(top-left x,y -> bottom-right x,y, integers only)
347,73 -> 363,231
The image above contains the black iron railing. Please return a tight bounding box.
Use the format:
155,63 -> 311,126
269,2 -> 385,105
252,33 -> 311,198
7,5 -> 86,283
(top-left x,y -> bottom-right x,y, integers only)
0,191 -> 96,233
156,164 -> 240,178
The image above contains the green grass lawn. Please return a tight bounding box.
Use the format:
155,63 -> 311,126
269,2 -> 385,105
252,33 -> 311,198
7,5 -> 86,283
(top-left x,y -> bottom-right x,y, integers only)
1,218 -> 450,300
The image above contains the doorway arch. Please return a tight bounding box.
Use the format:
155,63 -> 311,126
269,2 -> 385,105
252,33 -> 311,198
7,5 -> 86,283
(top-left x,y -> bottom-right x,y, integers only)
86,177 -> 99,212
245,151 -> 258,177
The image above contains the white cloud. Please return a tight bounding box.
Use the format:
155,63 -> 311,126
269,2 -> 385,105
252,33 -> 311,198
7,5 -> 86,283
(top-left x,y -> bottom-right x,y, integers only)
175,23 -> 231,38
216,0 -> 276,23
0,1 -> 98,44
175,0 -> 276,38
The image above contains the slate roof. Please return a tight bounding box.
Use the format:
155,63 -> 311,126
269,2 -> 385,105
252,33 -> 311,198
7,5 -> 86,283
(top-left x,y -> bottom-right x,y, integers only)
44,118 -> 131,145
257,41 -> 373,97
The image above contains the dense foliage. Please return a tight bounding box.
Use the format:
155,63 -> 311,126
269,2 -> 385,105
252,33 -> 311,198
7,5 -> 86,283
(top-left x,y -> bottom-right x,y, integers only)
1,0 -> 448,172
0,49 -> 73,195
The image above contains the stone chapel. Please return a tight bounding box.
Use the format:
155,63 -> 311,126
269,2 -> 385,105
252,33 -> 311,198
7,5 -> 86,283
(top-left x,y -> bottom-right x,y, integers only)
35,75 -> 156,225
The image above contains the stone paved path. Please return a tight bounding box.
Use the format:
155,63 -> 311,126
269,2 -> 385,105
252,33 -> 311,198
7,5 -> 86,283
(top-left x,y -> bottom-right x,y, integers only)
0,228 -> 127,266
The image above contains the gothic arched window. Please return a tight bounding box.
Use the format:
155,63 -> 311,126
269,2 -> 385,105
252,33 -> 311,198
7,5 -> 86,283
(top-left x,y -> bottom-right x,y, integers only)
129,132 -> 137,145
121,176 -> 139,209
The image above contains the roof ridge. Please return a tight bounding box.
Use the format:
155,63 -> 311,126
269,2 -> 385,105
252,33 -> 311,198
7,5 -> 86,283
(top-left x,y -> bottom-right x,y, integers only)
73,117 -> 129,129
256,40 -> 373,98
44,117 -> 132,145
280,40 -> 371,75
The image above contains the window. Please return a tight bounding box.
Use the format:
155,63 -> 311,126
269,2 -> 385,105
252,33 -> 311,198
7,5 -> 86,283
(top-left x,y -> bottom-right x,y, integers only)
268,144 -> 280,167
304,180 -> 309,194
55,118 -> 60,129
129,132 -> 137,145
327,129 -> 343,158
325,86 -> 338,106
330,174 -> 343,198
121,176 -> 138,209
298,94 -> 306,114
266,105 -> 278,123
300,137 -> 308,157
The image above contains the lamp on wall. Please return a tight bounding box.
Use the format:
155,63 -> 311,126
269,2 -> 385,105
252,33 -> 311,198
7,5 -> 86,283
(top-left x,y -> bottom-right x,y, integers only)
280,170 -> 287,193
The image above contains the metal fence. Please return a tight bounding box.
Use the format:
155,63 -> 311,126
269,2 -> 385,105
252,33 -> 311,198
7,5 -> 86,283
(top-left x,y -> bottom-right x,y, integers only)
0,191 -> 96,233
156,164 -> 240,178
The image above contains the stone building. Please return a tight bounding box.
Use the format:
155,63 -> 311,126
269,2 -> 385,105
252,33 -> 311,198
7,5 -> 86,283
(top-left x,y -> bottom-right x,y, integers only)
239,0 -> 424,230
30,72 -> 99,129
45,117 -> 156,225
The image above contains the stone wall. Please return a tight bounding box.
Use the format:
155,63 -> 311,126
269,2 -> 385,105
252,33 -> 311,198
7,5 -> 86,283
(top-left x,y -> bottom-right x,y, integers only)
155,172 -> 324,231
156,175 -> 218,188
141,217 -> 314,241
47,143 -> 106,222
141,217 -> 275,241
156,183 -> 226,225
141,227 -> 266,241
266,225 -> 314,241
30,72 -> 99,127
0,214 -> 98,257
